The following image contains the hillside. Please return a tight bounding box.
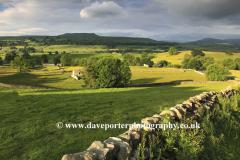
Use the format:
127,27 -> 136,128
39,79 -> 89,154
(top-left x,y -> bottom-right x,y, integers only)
0,33 -> 177,46
190,38 -> 240,45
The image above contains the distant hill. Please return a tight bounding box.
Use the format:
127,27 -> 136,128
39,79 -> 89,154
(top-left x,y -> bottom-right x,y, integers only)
0,33 -> 159,43
58,33 -> 161,43
190,38 -> 240,45
0,33 -> 178,47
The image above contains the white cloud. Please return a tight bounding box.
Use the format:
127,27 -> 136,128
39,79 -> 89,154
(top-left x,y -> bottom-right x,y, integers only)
0,28 -> 47,35
80,1 -> 123,18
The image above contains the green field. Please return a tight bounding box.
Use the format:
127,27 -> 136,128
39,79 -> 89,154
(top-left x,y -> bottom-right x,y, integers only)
33,66 -> 60,71
131,70 -> 206,85
230,70 -> 240,78
29,53 -> 94,63
0,68 -> 207,89
1,44 -> 240,160
129,66 -> 180,71
152,51 -> 240,65
0,83 -> 235,160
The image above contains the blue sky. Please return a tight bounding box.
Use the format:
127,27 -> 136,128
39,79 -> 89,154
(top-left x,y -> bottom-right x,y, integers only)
0,4 -> 6,11
0,0 -> 240,42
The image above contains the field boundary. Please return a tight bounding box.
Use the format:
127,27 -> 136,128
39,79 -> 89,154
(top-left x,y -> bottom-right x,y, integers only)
28,69 -> 63,72
131,70 -> 183,72
61,86 -> 237,160
0,82 -> 53,89
127,80 -> 239,87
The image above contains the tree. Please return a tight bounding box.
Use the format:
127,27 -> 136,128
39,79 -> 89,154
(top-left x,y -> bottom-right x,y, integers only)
79,58 -> 87,66
35,56 -> 42,65
22,50 -> 30,59
74,58 -> 80,66
140,52 -> 154,67
123,53 -> 135,66
235,58 -> 240,70
83,56 -> 132,88
191,49 -> 205,57
26,47 -> 36,53
5,51 -> 17,63
168,47 -> 178,55
10,57 -> 34,73
182,54 -> 193,69
133,57 -> 141,66
221,58 -> 237,70
202,57 -> 215,69
53,56 -> 61,65
41,54 -> 48,63
158,60 -> 168,67
187,57 -> 203,70
60,54 -> 72,66
205,63 -> 231,81
0,57 -> 3,65
55,51 -> 59,54
48,52 -> 52,55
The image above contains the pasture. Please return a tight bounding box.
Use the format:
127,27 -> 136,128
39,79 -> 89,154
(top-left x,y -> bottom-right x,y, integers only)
0,68 -> 207,89
0,83 -> 235,160
130,70 -> 206,85
36,45 -> 109,54
1,46 -> 240,160
151,51 -> 240,65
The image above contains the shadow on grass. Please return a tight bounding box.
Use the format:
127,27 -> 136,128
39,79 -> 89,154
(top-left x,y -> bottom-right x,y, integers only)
226,76 -> 236,80
130,78 -> 162,85
128,79 -> 193,87
0,84 -> 217,160
0,72 -> 68,89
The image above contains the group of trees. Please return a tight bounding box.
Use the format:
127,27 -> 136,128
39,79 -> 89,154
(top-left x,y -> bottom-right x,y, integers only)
221,58 -> 240,70
181,48 -> 237,81
122,52 -> 154,67
62,52 -> 155,67
182,49 -> 210,70
4,51 -> 18,63
205,63 -> 231,81
10,57 -> 35,73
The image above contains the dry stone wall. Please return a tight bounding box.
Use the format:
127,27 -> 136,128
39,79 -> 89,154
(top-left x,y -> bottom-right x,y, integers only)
127,80 -> 239,87
0,82 -> 52,89
61,86 -> 237,160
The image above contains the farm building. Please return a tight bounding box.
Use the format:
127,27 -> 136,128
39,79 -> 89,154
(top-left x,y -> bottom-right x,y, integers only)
71,69 -> 83,80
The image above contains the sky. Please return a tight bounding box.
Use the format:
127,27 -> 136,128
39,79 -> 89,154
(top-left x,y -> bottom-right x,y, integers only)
0,0 -> 240,42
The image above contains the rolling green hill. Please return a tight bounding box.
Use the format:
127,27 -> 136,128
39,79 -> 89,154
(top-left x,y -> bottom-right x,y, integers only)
0,33 -> 176,45
191,38 -> 240,45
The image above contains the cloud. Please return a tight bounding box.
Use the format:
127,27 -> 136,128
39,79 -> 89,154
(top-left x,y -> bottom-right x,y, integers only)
0,0 -> 239,41
0,28 -> 47,35
80,1 -> 123,18
155,0 -> 240,19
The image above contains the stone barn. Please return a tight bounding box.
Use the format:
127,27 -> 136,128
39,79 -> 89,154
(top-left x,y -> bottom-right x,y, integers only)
71,69 -> 83,80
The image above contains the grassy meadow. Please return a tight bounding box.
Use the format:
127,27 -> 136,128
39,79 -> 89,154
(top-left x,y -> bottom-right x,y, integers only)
0,83 -> 236,160
1,42 -> 240,160
130,70 -> 206,85
151,51 -> 240,65
0,68 -> 208,89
